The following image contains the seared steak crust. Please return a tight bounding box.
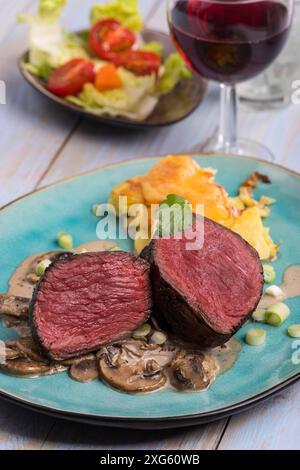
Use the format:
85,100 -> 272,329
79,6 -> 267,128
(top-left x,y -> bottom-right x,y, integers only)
142,217 -> 264,348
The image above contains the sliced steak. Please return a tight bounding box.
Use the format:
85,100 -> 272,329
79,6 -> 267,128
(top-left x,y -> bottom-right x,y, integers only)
0,295 -> 30,319
142,217 -> 264,348
30,252 -> 151,360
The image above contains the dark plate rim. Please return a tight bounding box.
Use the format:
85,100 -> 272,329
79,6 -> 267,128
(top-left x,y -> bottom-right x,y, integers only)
1,152 -> 300,429
0,369 -> 300,429
18,28 -> 207,129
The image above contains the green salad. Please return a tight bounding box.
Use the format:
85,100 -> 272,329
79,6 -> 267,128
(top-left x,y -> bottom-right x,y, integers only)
19,0 -> 192,121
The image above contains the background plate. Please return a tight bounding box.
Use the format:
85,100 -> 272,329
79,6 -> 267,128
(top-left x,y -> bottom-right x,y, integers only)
19,29 -> 207,129
1,153 -> 300,429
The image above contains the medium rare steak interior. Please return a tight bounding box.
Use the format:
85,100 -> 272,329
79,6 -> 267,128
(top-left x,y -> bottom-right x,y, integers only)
30,252 -> 151,360
142,217 -> 264,348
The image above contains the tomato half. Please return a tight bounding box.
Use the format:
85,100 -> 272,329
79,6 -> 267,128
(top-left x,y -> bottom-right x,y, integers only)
115,51 -> 161,76
47,59 -> 96,98
89,19 -> 136,61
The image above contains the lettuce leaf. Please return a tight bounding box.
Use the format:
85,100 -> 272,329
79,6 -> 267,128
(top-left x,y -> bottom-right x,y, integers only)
67,93 -> 158,121
66,67 -> 158,120
18,0 -> 67,24
27,28 -> 89,79
139,41 -> 163,57
91,0 -> 143,32
23,59 -> 54,80
78,68 -> 155,110
19,1 -> 89,80
38,0 -> 67,21
157,53 -> 192,95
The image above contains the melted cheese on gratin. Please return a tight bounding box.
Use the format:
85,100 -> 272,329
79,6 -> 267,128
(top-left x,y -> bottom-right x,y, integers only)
109,155 -> 277,260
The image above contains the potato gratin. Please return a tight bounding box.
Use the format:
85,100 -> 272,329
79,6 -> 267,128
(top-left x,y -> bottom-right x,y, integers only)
109,155 -> 278,260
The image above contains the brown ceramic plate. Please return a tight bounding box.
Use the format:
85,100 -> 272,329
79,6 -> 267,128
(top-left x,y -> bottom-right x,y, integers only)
19,29 -> 207,129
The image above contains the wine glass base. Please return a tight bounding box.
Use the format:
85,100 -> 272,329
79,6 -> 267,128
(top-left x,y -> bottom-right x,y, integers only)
201,137 -> 275,162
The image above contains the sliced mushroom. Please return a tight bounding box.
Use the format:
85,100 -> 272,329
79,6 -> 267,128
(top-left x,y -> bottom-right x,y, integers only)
15,338 -> 47,363
2,347 -> 21,361
4,340 -> 20,349
0,341 -> 22,363
1,316 -> 31,338
143,359 -> 161,377
0,358 -> 66,378
0,339 -> 66,376
99,358 -> 166,393
99,341 -> 167,393
60,353 -> 98,366
99,344 -> 121,368
139,342 -> 160,351
2,315 -> 24,328
0,295 -> 29,319
13,324 -> 32,338
123,344 -> 143,359
170,350 -> 218,391
69,356 -> 99,383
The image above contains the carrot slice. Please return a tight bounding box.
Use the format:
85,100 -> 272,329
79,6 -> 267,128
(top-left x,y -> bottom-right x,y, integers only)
95,63 -> 123,91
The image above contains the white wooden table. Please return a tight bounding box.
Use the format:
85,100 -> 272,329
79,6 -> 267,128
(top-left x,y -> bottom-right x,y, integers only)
1,0 -> 300,451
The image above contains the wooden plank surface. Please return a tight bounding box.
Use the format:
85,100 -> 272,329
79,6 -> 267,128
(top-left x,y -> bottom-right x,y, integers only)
0,0 -> 156,208
42,420 -> 227,451
219,382 -> 300,450
0,0 -> 77,208
0,1 -> 32,41
0,400 -> 56,450
1,0 -> 300,451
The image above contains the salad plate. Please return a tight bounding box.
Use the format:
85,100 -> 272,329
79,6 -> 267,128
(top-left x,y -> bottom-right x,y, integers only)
18,0 -> 207,127
19,0 -> 206,128
1,153 -> 300,429
19,26 -> 207,129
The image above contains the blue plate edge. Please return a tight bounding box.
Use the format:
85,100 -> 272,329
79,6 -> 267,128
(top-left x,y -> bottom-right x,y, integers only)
0,152 -> 299,428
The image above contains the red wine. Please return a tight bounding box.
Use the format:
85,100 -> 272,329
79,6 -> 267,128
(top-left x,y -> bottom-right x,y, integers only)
169,0 -> 291,83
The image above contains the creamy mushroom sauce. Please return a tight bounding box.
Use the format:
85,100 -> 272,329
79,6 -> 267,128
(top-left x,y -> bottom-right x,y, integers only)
97,338 -> 241,394
3,249 -> 298,393
259,265 -> 300,310
8,240 -> 115,298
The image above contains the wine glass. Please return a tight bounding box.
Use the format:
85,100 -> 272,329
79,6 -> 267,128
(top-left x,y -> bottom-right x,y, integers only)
167,0 -> 294,161
238,0 -> 300,110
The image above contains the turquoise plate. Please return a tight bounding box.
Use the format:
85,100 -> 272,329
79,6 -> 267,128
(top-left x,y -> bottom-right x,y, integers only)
1,154 -> 300,429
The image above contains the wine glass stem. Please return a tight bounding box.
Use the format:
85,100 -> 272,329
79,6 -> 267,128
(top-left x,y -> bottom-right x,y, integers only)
218,83 -> 237,151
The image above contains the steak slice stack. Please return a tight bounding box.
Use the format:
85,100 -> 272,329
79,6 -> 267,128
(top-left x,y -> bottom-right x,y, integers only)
142,216 -> 264,348
30,252 -> 151,360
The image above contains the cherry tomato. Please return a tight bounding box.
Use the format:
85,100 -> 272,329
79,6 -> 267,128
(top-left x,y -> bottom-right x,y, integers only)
47,59 -> 95,98
115,50 -> 161,76
89,19 -> 136,61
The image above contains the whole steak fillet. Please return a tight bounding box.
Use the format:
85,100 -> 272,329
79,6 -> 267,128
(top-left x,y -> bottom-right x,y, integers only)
142,217 -> 264,348
30,252 -> 151,360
